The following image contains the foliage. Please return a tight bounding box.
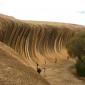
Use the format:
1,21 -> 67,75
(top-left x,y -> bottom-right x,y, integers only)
66,32 -> 85,60
66,31 -> 85,77
75,56 -> 85,77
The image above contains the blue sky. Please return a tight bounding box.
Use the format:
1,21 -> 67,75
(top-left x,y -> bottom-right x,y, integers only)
0,0 -> 85,25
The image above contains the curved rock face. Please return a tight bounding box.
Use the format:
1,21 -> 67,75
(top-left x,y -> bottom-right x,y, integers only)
0,14 -> 77,69
0,14 -> 85,70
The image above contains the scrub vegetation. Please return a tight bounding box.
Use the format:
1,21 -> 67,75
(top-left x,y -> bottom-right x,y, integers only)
66,32 -> 85,77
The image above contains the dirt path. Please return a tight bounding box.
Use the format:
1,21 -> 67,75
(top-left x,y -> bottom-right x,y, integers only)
41,59 -> 85,85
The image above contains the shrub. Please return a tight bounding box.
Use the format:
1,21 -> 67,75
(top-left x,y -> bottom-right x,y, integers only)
66,32 -> 85,60
75,56 -> 85,77
66,32 -> 85,77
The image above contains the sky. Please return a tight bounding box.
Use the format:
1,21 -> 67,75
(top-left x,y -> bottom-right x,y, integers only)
0,0 -> 85,25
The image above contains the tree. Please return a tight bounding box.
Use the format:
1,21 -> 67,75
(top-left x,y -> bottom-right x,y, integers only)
66,32 -> 85,60
66,32 -> 85,77
75,55 -> 85,77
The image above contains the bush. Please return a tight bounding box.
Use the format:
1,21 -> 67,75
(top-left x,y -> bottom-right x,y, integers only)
66,32 -> 85,77
75,56 -> 85,77
66,32 -> 85,60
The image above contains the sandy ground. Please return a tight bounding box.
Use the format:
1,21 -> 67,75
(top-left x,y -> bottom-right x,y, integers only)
40,59 -> 85,85
0,42 -> 50,85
